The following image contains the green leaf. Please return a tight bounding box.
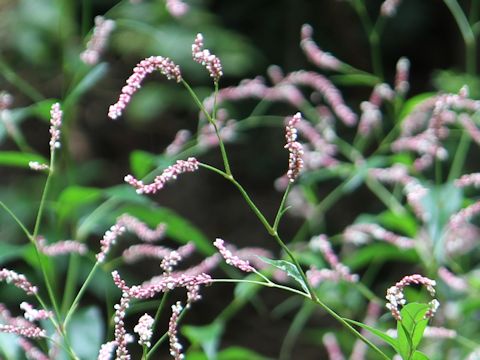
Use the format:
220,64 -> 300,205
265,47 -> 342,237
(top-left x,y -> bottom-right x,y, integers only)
256,256 -> 309,294
0,151 -> 47,168
378,211 -> 418,238
67,307 -> 104,359
0,333 -> 20,359
182,322 -> 224,360
56,186 -> 102,220
397,321 -> 412,360
130,150 -> 156,178
346,319 -> 398,351
400,303 -> 429,350
411,350 -> 430,360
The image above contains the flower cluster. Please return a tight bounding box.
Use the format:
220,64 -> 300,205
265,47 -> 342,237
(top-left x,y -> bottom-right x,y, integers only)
124,157 -> 199,194
168,302 -> 184,360
192,33 -> 223,81
0,268 -> 37,295
80,16 -> 115,65
96,223 -> 127,262
284,112 -> 304,182
28,161 -> 49,171
134,313 -> 154,348
117,214 -> 167,242
213,238 -> 256,273
165,0 -> 189,17
37,236 -> 88,256
49,102 -> 62,151
20,302 -> 52,322
108,56 -> 182,119
343,223 -> 415,249
386,274 -> 439,321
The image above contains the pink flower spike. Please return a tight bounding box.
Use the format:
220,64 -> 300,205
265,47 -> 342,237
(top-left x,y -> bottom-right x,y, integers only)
96,224 -> 127,262
168,302 -> 184,360
0,324 -> 46,338
284,112 -> 304,182
386,274 -> 438,321
300,24 -> 342,71
455,173 -> 480,188
97,341 -> 117,360
18,338 -> 49,360
49,102 -> 62,150
80,16 -> 115,65
134,313 -> 154,348
395,57 -> 410,94
192,33 -> 223,81
213,238 -> 255,273
37,236 -> 88,256
28,162 -> 49,171
20,302 -> 52,322
117,214 -> 167,242
322,333 -> 345,360
438,267 -> 468,292
381,0 -> 403,17
124,157 -> 199,194
108,56 -> 182,119
0,269 -> 37,295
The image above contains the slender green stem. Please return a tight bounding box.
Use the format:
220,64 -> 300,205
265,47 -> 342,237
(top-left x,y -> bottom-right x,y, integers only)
211,278 -> 309,298
63,261 -> 100,327
182,80 -> 232,175
448,131 -> 471,182
274,182 -> 292,231
152,292 -> 169,331
366,177 -> 406,214
61,254 -> 81,315
444,0 -> 477,75
0,200 -> 34,241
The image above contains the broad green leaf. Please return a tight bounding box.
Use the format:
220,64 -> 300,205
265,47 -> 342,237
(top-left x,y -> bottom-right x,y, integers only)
400,303 -> 429,350
378,211 -> 418,238
330,73 -> 381,87
346,319 -> 398,351
397,322 -> 412,360
68,306 -> 104,359
182,322 -> 224,360
412,350 -> 430,360
256,256 -> 309,294
56,186 -> 102,220
130,150 -> 156,178
0,151 -> 47,168
399,93 -> 436,121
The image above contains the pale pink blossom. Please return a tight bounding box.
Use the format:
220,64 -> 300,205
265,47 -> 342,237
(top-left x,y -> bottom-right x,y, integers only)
458,114 -> 480,145
134,313 -> 154,347
160,243 -> 195,273
28,162 -> 49,171
80,16 -> 115,65
97,340 -> 117,360
343,223 -> 415,249
323,333 -> 345,360
18,338 -> 49,360
282,71 -> 357,126
96,224 -> 127,262
0,324 -> 46,338
266,65 -> 284,84
455,173 -> 480,188
165,129 -> 191,156
165,0 -> 189,17
168,302 -> 184,360
394,57 -> 410,93
20,302 -> 52,322
37,236 -> 88,256
358,101 -> 382,136
213,238 -> 255,272
192,33 -> 222,81
284,112 -> 304,182
108,56 -> 182,119
386,326 -> 456,339
386,274 -> 438,321
449,201 -> 480,230
438,267 -> 468,292
0,269 -> 37,295
369,83 -> 395,106
124,157 -> 199,194
300,24 -> 342,71
117,214 -> 167,242
49,103 -> 62,150
123,244 -> 173,263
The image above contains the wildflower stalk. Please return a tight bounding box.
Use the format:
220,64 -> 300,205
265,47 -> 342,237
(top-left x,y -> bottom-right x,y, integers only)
0,56 -> 44,102
444,0 -> 477,75
182,79 -> 232,175
199,163 -> 390,359
448,130 -> 471,182
63,261 -> 100,328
